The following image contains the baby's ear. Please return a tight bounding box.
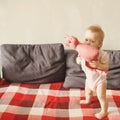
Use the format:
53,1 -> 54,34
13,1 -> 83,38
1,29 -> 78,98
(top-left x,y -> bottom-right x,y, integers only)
98,42 -> 102,49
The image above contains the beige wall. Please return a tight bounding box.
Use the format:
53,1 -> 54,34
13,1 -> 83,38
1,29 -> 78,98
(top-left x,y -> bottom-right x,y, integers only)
0,0 -> 120,50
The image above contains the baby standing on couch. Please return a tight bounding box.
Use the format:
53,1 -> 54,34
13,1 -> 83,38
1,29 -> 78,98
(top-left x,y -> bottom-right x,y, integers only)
75,25 -> 109,119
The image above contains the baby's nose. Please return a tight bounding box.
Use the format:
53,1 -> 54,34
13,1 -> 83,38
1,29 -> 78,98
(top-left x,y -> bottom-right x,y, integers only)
86,41 -> 91,45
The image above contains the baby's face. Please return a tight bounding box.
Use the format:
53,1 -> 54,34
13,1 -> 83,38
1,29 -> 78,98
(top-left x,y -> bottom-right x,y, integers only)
84,30 -> 102,49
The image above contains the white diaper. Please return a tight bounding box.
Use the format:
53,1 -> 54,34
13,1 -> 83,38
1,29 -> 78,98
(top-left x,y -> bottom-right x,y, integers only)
86,76 -> 107,91
81,57 -> 107,91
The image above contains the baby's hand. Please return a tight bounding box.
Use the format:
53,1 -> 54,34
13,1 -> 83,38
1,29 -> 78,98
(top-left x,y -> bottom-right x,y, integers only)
89,61 -> 100,69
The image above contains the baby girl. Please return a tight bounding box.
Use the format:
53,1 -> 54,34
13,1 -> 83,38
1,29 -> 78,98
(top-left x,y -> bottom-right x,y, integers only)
67,25 -> 109,119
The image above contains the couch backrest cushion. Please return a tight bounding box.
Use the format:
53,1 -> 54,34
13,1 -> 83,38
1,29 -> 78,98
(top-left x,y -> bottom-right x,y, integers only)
63,50 -> 85,88
1,44 -> 65,83
107,50 -> 120,89
64,49 -> 120,89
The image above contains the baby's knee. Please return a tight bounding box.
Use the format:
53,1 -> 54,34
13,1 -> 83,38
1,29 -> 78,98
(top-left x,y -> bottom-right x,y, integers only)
86,90 -> 93,96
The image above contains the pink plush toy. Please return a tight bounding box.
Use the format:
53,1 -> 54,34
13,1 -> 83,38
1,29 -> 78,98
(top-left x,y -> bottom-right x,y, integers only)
65,35 -> 99,69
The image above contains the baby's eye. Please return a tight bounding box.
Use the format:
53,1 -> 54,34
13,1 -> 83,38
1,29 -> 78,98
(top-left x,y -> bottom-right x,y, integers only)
85,39 -> 88,41
91,40 -> 95,43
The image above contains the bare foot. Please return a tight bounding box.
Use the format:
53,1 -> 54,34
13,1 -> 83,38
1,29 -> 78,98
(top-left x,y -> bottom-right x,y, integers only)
95,111 -> 108,119
80,100 -> 91,104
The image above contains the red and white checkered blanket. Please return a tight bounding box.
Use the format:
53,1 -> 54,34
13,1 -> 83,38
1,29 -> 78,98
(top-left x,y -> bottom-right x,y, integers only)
0,80 -> 120,120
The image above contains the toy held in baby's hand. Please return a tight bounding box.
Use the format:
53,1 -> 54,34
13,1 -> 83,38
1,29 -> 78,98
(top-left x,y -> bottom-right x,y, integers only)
65,35 -> 99,62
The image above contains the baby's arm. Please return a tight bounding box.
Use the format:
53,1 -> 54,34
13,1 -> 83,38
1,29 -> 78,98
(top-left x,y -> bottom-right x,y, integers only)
76,56 -> 82,64
89,61 -> 109,71
89,51 -> 109,71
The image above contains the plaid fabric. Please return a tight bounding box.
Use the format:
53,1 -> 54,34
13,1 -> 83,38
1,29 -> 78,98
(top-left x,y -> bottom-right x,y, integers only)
0,79 -> 120,120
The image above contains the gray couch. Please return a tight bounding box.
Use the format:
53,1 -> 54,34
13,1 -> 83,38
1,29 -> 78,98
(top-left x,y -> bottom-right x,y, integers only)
1,44 -> 120,89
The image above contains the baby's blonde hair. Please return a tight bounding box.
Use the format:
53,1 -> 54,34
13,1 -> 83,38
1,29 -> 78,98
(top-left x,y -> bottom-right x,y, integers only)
87,25 -> 104,43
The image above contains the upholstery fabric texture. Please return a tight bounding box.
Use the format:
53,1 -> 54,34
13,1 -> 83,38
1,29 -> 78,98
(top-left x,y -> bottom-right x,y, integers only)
63,50 -> 85,88
107,50 -> 120,89
64,50 -> 120,89
1,44 -> 65,83
0,44 -> 120,89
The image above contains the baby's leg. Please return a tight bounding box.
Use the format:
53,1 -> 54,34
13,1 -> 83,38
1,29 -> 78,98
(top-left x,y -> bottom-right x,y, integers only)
80,83 -> 93,104
95,82 -> 108,119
